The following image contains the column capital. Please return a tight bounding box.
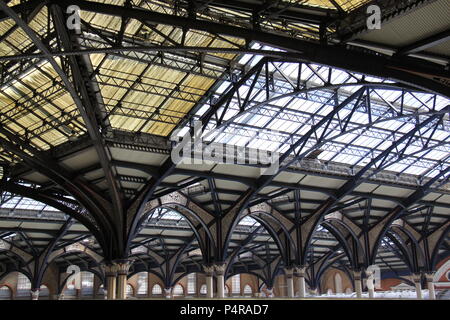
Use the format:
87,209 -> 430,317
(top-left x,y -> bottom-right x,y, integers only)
102,263 -> 118,276
214,263 -> 227,276
353,270 -> 362,281
31,289 -> 40,300
424,272 -> 435,282
412,273 -> 422,282
164,287 -> 173,298
203,265 -> 215,276
294,266 -> 306,277
264,287 -> 274,298
114,260 -> 132,275
284,267 -> 294,278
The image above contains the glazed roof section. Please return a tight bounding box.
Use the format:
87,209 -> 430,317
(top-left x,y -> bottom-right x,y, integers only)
0,0 -> 374,159
182,44 -> 450,179
0,0 -> 244,159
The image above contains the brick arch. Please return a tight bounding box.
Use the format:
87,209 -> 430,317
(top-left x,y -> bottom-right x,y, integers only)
224,284 -> 230,295
225,271 -> 267,287
242,283 -> 254,296
173,283 -> 185,297
150,282 -> 164,296
434,257 -> 450,282
39,282 -> 55,298
126,283 -> 135,297
59,268 -> 103,295
0,283 -> 13,299
0,244 -> 33,271
320,268 -> 353,295
47,243 -> 103,265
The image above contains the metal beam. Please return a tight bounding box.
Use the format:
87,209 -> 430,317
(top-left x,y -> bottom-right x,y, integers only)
396,28 -> 450,56
51,0 -> 450,97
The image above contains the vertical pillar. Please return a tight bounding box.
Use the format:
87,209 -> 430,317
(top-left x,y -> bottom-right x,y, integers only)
215,264 -> 226,299
309,287 -> 318,296
284,267 -> 294,298
116,261 -> 131,300
412,273 -> 422,299
295,267 -> 306,298
265,287 -> 274,298
104,264 -> 118,300
425,273 -> 436,300
353,270 -> 363,299
367,286 -> 374,299
204,266 -> 214,299
366,269 -> 374,299
164,287 -> 173,299
30,289 -> 40,300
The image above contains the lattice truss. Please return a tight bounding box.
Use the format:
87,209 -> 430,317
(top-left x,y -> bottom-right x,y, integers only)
0,0 -> 449,288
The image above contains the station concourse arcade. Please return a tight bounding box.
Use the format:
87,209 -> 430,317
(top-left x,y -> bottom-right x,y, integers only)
0,0 -> 449,301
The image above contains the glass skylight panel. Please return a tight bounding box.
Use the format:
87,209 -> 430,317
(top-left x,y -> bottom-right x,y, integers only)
226,134 -> 247,146
353,135 -> 381,148
340,85 -> 363,95
316,104 -> 334,117
215,81 -> 232,95
333,153 -> 361,165
403,165 -> 427,176
330,70 -> 352,84
317,150 -> 337,161
425,150 -> 448,161
402,93 -> 422,109
221,105 -> 240,121
157,209 -> 182,220
266,118 -> 295,132
238,54 -> 254,65
272,96 -> 293,107
375,120 -> 403,131
238,216 -> 260,227
0,196 -> 48,211
278,144 -> 290,154
363,75 -> 384,83
296,99 -> 324,114
425,169 -> 442,178
334,133 -> 357,144
386,163 -> 409,173
248,55 -> 264,67
427,129 -> 449,141
300,65 -> 314,81
372,89 -> 402,103
350,111 -> 369,124
373,140 -> 393,152
260,44 -> 283,52
247,138 -> 264,150
283,120 -> 302,134
295,124 -> 312,136
434,96 -> 449,110
396,122 -> 415,133
402,145 -> 423,155
1,199 -> 19,209
164,41 -> 450,182
238,84 -> 250,97
315,66 -> 330,81
282,63 -> 299,78
411,93 -> 433,108
253,90 -> 268,103
246,114 -> 270,127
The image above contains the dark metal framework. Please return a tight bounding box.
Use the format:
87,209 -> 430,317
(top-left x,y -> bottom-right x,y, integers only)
0,0 -> 449,295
